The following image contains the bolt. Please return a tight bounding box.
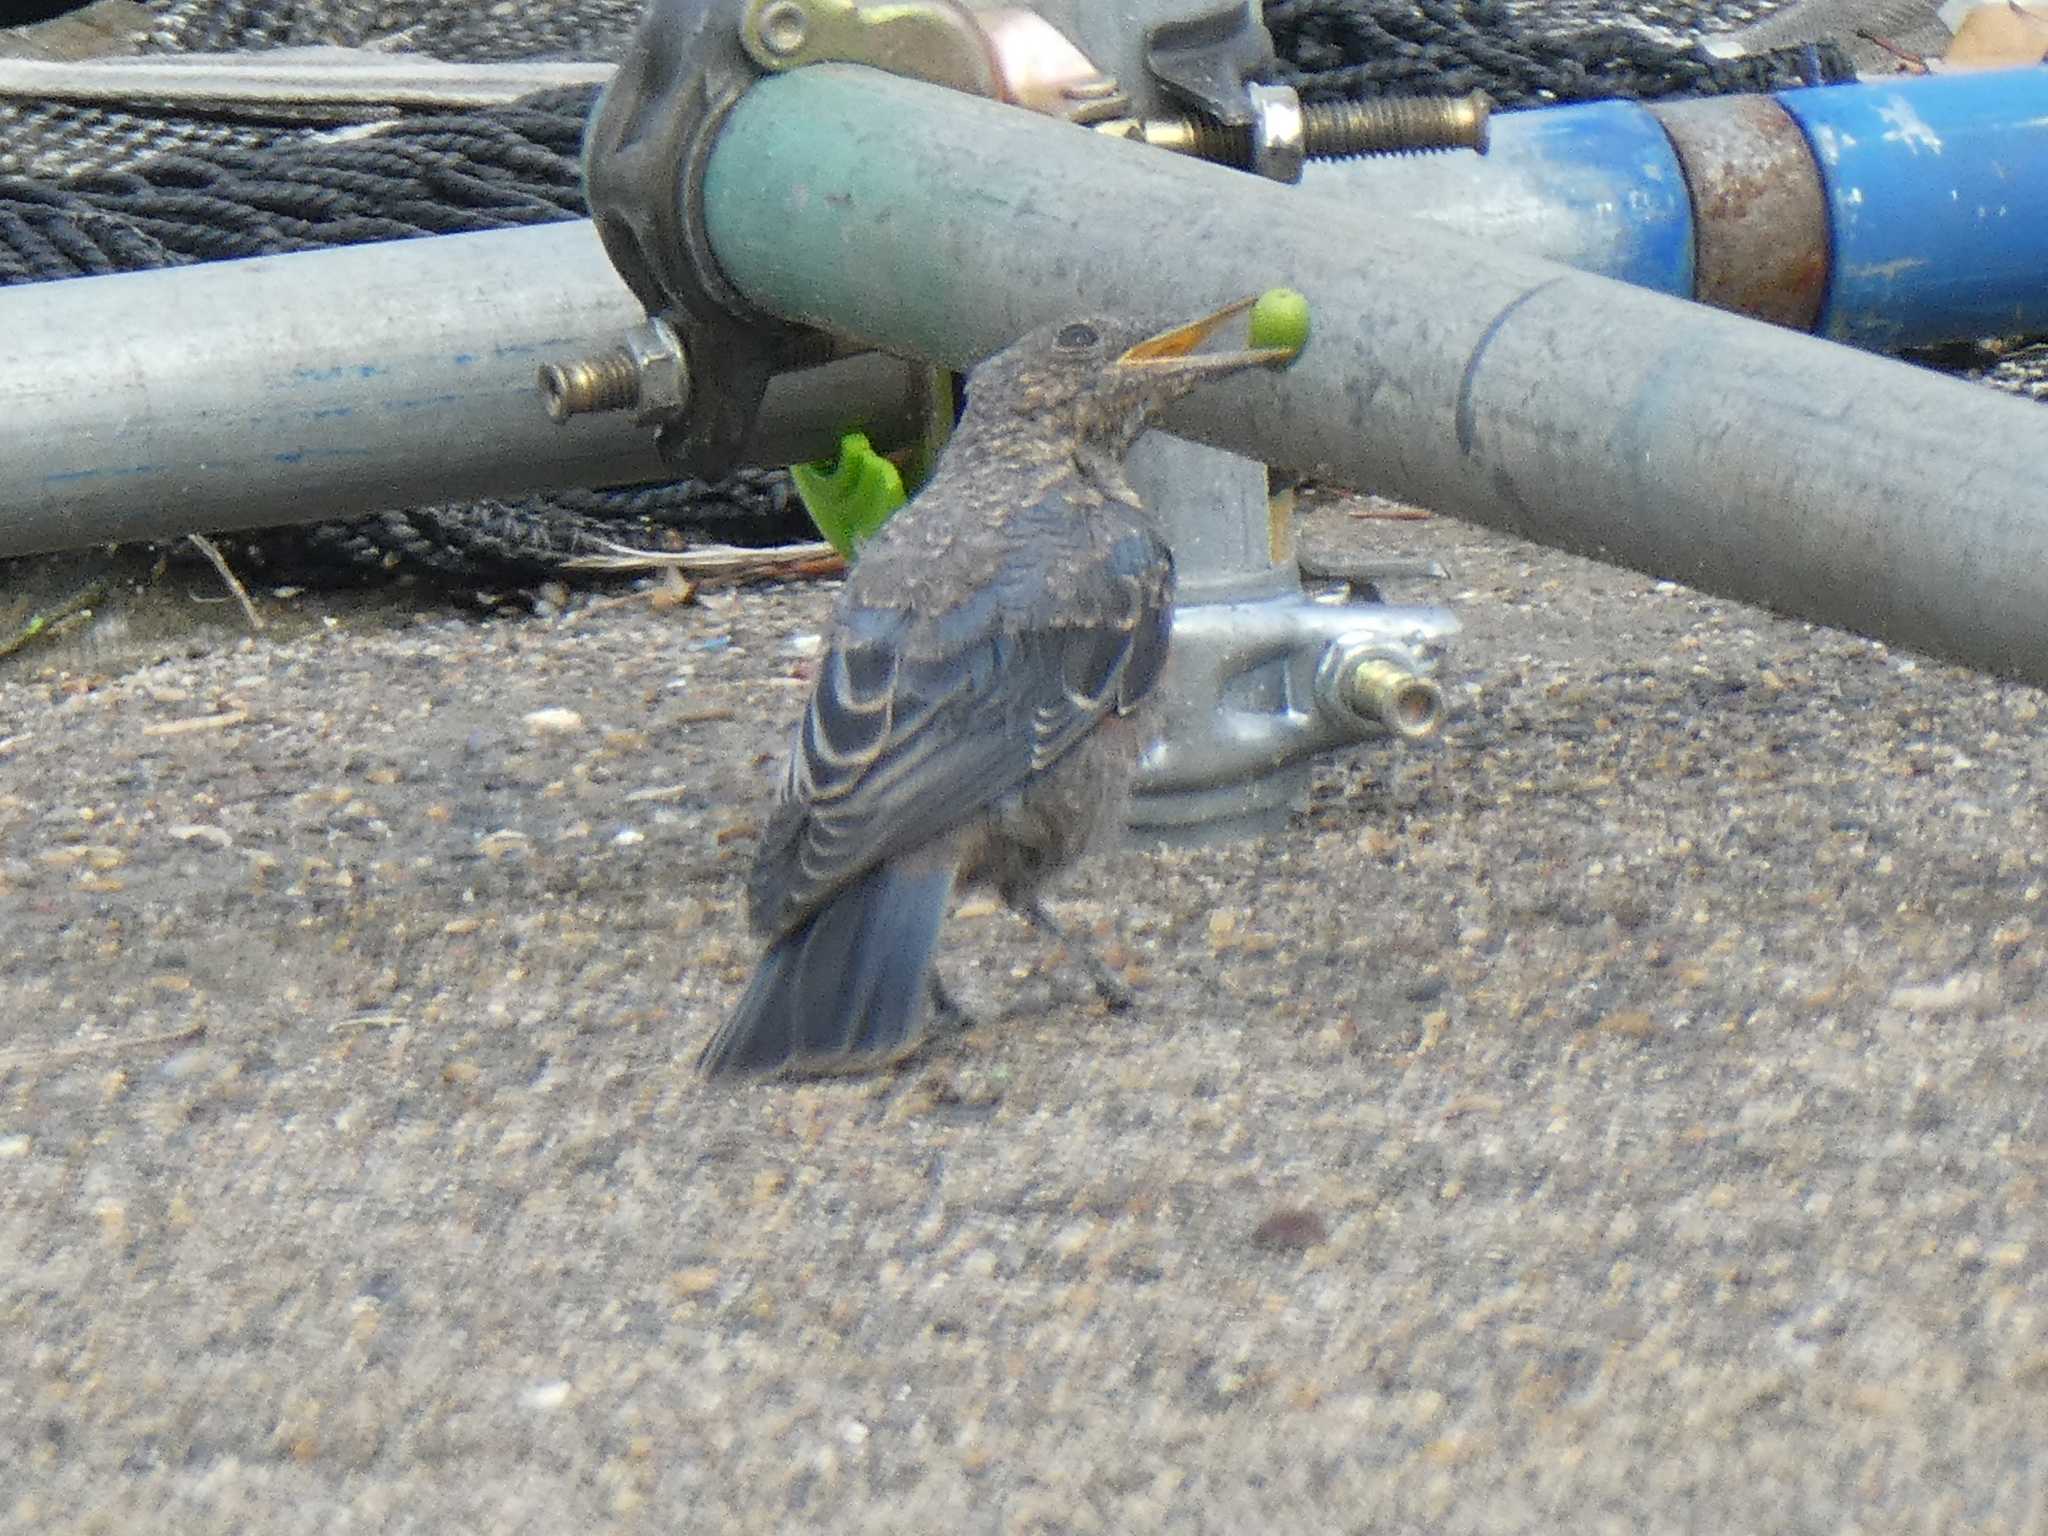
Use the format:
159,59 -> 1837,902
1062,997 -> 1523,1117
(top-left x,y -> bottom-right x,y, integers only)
538,349 -> 638,423
755,1 -> 810,58
1301,91 -> 1491,158
1315,642 -> 1448,741
539,318 -> 689,428
1341,657 -> 1445,741
1108,90 -> 1489,168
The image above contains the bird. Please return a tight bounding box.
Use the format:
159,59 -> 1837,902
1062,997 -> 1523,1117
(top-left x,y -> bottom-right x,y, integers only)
698,298 -> 1297,1078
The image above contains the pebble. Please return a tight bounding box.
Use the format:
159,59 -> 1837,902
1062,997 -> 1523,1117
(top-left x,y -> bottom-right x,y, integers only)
167,824 -> 233,849
523,707 -> 585,735
1251,1208 -> 1329,1252
1887,974 -> 1982,1014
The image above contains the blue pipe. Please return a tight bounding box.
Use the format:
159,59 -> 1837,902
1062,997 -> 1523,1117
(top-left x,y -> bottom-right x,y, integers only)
1310,101 -> 1695,296
1306,99 -> 1697,295
1310,67 -> 2048,350
1778,70 -> 2048,349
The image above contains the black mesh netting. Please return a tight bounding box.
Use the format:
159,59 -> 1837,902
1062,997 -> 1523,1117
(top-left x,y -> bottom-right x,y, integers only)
141,0 -> 649,61
0,0 -> 2025,589
0,89 -> 593,278
1265,0 -> 1851,105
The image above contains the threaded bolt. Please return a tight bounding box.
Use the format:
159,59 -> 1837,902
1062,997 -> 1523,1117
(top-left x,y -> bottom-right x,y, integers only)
1115,90 -> 1489,168
538,349 -> 639,423
1146,115 -> 1250,163
1301,91 -> 1491,158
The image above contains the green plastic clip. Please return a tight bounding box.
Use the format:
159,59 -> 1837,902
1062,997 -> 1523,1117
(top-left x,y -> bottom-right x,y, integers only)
789,431 -> 908,558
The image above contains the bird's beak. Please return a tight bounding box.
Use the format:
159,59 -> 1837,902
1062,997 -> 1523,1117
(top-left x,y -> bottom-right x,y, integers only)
1114,296 -> 1299,381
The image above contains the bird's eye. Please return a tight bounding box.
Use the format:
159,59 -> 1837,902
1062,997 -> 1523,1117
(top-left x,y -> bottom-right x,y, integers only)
1055,322 -> 1100,351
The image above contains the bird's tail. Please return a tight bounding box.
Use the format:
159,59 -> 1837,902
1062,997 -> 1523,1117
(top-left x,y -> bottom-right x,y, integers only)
697,858 -> 954,1078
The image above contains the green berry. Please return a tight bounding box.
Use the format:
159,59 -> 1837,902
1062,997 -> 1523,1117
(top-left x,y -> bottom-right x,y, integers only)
1249,287 -> 1311,358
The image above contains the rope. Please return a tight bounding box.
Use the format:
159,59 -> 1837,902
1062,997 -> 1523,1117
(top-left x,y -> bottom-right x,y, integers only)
219,474 -> 812,588
0,89 -> 592,279
142,0 -> 648,62
1266,0 -> 1856,104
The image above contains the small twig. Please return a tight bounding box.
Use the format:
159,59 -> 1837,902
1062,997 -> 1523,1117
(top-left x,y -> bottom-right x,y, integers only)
561,538 -> 845,585
0,1021 -> 205,1071
556,591 -> 644,626
557,567 -> 699,627
1347,500 -> 1434,521
186,533 -> 264,632
0,577 -> 110,660
339,1011 -> 406,1030
1857,31 -> 1930,69
142,710 -> 248,737
623,782 -> 693,803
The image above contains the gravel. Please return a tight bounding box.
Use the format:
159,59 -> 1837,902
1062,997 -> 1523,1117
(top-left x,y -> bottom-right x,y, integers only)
6,495 -> 2048,1532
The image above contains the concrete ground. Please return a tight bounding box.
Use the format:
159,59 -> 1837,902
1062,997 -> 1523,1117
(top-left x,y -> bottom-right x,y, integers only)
5,496 -> 2048,1533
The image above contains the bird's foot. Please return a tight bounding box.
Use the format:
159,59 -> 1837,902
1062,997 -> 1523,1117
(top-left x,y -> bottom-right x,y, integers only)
928,972 -> 980,1033
1018,899 -> 1135,1013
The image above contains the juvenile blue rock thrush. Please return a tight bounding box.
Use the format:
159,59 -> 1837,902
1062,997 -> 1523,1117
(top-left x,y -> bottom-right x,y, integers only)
699,300 -> 1295,1078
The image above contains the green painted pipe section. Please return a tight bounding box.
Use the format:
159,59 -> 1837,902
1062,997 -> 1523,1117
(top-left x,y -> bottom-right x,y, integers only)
700,65 -> 2048,685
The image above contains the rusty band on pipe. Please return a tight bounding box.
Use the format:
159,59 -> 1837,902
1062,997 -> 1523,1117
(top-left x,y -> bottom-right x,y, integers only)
1648,95 -> 1828,332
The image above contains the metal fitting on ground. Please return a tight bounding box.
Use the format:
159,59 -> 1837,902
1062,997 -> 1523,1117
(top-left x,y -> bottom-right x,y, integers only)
1134,592 -> 1458,834
538,317 -> 690,428
1317,645 -> 1447,741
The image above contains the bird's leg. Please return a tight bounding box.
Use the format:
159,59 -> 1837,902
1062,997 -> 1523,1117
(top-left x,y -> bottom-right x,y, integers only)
927,971 -> 979,1033
1016,899 -> 1134,1013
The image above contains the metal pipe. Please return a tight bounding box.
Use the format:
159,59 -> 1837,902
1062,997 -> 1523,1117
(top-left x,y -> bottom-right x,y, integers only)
1305,98 -> 1700,295
1646,94 -> 1829,332
1312,70 -> 2048,349
0,51 -> 616,113
1778,71 -> 2048,351
700,66 -> 2048,684
0,220 -> 926,558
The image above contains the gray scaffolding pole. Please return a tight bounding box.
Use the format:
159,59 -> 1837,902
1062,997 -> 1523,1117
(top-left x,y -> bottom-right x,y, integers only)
0,219 -> 925,558
695,66 -> 2048,685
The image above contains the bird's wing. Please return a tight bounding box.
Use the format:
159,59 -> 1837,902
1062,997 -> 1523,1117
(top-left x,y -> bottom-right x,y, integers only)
747,525 -> 1171,937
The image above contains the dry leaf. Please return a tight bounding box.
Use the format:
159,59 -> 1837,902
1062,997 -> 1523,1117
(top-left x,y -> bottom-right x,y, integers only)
1943,2 -> 2048,68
